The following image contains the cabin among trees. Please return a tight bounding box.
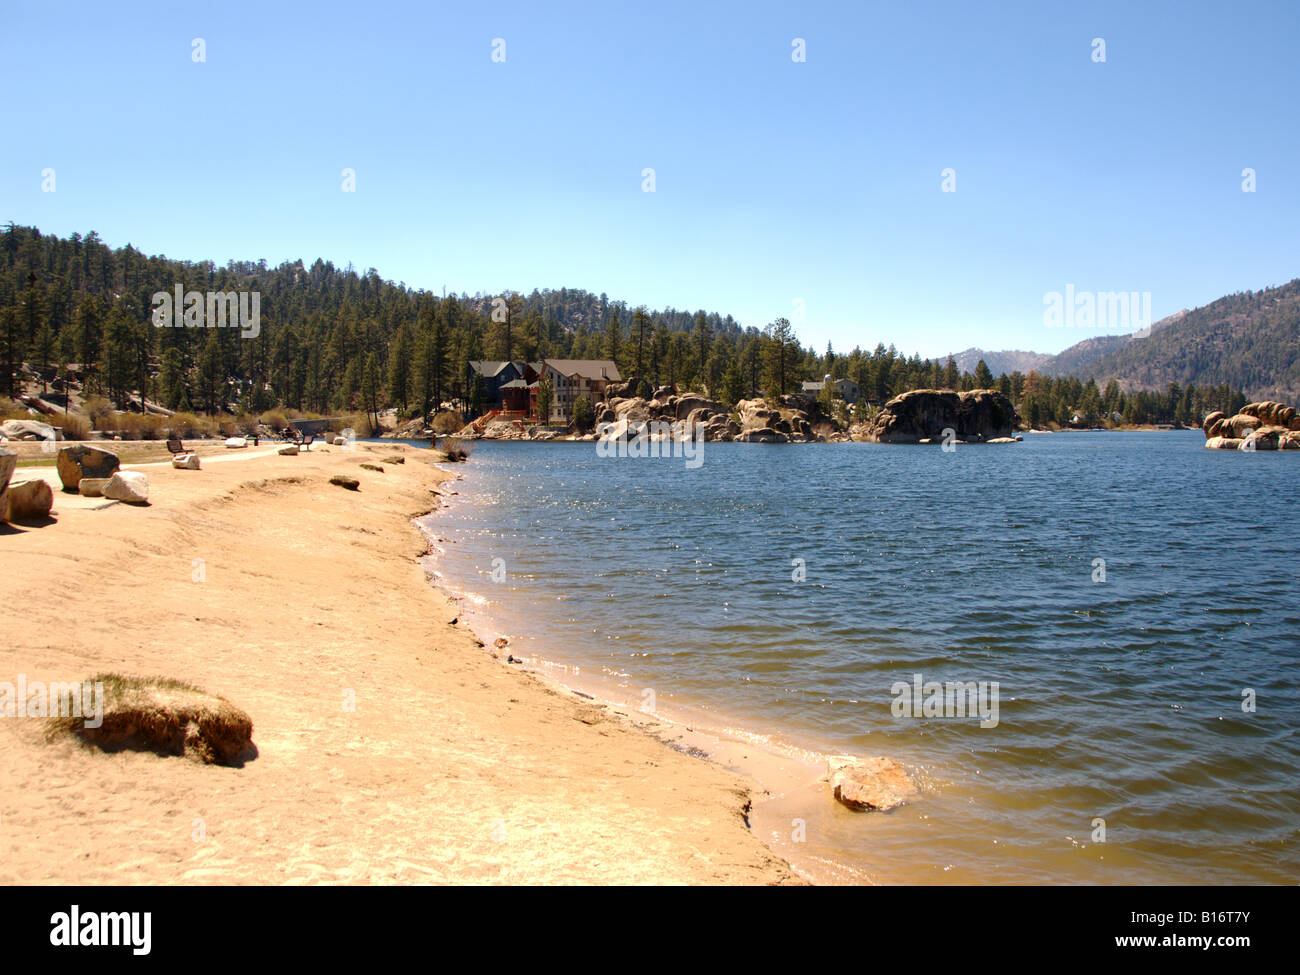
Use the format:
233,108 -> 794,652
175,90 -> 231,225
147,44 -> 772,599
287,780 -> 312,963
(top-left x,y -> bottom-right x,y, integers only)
465,358 -> 621,424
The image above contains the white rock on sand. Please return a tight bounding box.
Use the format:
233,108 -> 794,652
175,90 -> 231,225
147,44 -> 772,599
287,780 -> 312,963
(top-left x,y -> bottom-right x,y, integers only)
171,453 -> 201,470
224,437 -> 248,449
102,471 -> 149,504
78,478 -> 110,497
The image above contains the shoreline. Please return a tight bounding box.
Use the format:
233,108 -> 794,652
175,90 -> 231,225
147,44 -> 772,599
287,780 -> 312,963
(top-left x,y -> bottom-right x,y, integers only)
416,463 -> 901,886
0,441 -> 798,885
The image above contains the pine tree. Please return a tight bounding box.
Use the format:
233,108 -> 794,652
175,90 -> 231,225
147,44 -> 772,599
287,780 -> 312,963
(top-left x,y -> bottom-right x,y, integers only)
693,311 -> 711,389
632,308 -> 650,377
387,324 -> 412,414
762,317 -> 798,398
604,311 -> 621,369
943,355 -> 959,389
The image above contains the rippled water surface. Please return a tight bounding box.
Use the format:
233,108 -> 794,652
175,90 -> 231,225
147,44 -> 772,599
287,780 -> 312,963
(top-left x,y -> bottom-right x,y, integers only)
419,432 -> 1300,884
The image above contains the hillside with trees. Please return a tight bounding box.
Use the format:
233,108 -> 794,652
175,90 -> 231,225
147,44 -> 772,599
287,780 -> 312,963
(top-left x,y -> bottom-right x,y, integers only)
0,225 -> 1253,434
953,282 -> 1300,403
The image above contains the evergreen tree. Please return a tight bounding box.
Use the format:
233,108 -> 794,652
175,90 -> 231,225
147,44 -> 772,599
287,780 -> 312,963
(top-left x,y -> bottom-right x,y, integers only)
388,324 -> 412,414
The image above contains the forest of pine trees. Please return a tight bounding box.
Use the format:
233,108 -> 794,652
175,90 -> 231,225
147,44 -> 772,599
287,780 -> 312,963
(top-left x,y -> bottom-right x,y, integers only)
0,225 -> 1246,428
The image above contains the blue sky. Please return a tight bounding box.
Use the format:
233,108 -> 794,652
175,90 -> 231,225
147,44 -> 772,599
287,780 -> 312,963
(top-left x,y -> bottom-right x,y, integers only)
3,0 -> 1298,358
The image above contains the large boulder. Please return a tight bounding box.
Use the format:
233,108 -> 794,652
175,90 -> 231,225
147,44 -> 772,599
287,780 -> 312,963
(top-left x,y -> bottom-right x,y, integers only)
1205,436 -> 1243,450
102,471 -> 149,504
277,443 -> 299,456
0,419 -> 60,442
1204,402 -> 1300,448
0,447 -> 15,514
861,389 -> 1017,443
674,394 -> 722,420
737,427 -> 788,443
171,453 -> 201,469
1226,414 -> 1262,438
224,436 -> 248,448
56,444 -> 120,491
737,402 -> 782,431
2,478 -> 53,522
685,406 -> 717,429
828,756 -> 919,812
607,377 -> 652,400
613,398 -> 651,423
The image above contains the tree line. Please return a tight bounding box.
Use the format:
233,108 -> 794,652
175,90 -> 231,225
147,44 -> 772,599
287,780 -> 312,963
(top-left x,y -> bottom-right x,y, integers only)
0,225 -> 1247,427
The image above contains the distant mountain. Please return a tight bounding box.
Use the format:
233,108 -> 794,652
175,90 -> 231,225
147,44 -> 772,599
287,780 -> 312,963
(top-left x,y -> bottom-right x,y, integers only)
951,348 -> 1050,377
1040,286 -> 1300,401
1038,310 -> 1185,381
950,282 -> 1300,402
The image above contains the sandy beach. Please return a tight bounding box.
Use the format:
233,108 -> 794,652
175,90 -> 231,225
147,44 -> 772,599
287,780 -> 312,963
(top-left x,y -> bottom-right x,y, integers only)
0,441 -> 797,885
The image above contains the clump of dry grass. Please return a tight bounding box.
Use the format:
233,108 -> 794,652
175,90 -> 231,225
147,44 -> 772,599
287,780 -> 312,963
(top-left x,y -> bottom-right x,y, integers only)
114,412 -> 168,440
53,412 -> 90,440
48,673 -> 254,766
430,410 -> 465,434
83,395 -> 115,428
164,412 -> 211,438
337,413 -> 380,438
260,409 -> 287,430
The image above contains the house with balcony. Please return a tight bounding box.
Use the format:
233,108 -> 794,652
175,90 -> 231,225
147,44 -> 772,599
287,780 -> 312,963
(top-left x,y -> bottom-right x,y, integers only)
466,360 -> 541,416
533,359 -> 622,423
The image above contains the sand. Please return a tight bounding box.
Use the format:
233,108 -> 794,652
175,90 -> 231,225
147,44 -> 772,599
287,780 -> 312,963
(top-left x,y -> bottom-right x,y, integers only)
0,440 -> 798,884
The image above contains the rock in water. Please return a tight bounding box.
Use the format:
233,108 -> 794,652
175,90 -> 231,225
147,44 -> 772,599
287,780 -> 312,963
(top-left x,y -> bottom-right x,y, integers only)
827,756 -> 919,812
171,453 -> 201,470
1204,401 -> 1300,448
862,389 -> 1018,443
2,478 -> 52,522
56,444 -> 120,491
102,471 -> 149,504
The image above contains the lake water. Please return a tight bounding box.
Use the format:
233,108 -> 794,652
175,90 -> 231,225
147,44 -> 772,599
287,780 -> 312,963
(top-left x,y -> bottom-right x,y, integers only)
416,432 -> 1300,885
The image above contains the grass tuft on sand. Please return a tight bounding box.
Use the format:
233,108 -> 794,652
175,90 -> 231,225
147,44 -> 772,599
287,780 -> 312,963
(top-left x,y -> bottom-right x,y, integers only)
48,673 -> 254,766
